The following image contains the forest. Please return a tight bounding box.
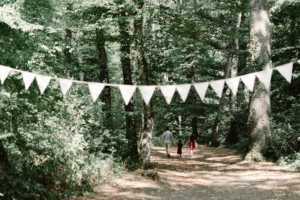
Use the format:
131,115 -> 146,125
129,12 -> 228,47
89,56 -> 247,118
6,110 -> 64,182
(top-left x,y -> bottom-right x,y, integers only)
0,0 -> 299,199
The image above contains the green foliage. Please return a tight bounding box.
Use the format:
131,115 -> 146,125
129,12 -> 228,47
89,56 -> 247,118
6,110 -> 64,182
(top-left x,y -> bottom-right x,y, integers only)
0,172 -> 47,199
0,0 -> 300,198
0,0 -> 131,197
151,137 -> 161,147
278,152 -> 300,170
0,80 -> 126,199
266,0 -> 300,162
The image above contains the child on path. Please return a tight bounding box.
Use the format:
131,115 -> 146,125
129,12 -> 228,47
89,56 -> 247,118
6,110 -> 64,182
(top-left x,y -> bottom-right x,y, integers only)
185,135 -> 196,158
177,140 -> 183,158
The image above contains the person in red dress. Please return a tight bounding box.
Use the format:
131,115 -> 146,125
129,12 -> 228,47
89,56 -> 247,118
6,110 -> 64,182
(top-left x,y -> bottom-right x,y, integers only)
188,135 -> 196,158
177,140 -> 183,158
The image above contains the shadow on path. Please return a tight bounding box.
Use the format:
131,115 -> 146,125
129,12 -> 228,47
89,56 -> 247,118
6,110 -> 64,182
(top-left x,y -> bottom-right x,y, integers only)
72,145 -> 300,200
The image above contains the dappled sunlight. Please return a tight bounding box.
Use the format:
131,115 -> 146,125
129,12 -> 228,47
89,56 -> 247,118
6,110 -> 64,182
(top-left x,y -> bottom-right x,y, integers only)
73,145 -> 300,200
254,10 -> 270,37
205,155 -> 240,162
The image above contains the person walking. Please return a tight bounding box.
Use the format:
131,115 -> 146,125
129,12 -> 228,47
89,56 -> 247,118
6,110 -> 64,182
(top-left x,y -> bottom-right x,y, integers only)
177,140 -> 183,158
185,135 -> 196,158
161,127 -> 176,158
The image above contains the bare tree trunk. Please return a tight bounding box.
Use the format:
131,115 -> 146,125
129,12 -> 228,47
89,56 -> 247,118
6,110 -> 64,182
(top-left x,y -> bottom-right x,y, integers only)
119,18 -> 139,163
96,28 -> 112,126
192,116 -> 198,138
210,56 -> 231,147
226,11 -> 242,145
134,1 -> 154,166
245,0 -> 272,161
178,116 -> 182,135
0,141 -> 10,172
64,4 -> 73,78
211,6 -> 242,147
64,28 -> 72,77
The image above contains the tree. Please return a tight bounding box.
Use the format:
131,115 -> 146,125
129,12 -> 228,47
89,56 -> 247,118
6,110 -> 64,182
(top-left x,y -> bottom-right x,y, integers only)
134,0 -> 154,166
267,0 -> 300,158
245,0 -> 272,161
96,27 -> 112,127
117,3 -> 139,167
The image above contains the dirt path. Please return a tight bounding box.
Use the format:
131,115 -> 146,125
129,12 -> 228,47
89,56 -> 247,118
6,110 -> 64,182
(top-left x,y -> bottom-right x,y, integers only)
74,145 -> 300,200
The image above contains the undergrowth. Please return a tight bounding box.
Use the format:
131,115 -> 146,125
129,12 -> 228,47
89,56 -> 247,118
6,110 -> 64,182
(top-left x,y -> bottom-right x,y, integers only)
277,152 -> 300,170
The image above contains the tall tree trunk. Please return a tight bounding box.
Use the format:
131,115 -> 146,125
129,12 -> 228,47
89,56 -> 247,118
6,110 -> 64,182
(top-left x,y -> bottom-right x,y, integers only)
178,116 -> 182,135
186,58 -> 198,143
210,6 -> 242,147
134,1 -> 154,166
245,0 -> 272,161
64,4 -> 73,78
191,116 -> 198,139
119,18 -> 139,163
210,56 -> 231,147
96,28 -> 112,126
64,28 -> 72,77
0,141 -> 10,172
226,11 -> 242,145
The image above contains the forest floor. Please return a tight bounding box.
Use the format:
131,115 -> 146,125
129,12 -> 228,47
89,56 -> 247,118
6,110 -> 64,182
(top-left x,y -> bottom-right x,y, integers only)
73,145 -> 300,200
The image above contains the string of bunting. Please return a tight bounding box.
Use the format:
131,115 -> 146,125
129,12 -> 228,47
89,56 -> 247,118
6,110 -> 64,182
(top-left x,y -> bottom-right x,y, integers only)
0,60 -> 297,105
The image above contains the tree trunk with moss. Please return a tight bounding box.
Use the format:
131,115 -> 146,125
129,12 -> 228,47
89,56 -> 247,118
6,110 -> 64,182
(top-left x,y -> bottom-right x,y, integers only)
134,0 -> 154,166
119,18 -> 139,165
245,0 -> 272,161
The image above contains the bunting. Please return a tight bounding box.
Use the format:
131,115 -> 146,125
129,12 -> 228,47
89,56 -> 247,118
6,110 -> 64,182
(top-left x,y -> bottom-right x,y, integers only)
59,79 -> 73,96
0,60 -> 296,104
160,85 -> 176,104
210,80 -> 225,98
193,82 -> 209,101
256,69 -> 273,89
226,77 -> 240,96
22,71 -> 36,90
36,75 -> 51,95
0,65 -> 11,84
275,62 -> 293,83
240,73 -> 256,92
176,84 -> 191,102
119,85 -> 136,105
139,86 -> 156,105
88,83 -> 105,102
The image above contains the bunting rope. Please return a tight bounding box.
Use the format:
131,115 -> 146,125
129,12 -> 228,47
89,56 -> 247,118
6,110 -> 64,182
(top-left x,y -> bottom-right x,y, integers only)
0,60 -> 298,105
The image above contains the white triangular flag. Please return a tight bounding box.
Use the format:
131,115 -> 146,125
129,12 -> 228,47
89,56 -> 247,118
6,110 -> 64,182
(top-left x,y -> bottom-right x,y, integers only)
210,80 -> 225,98
276,62 -> 293,83
176,84 -> 191,102
88,83 -> 105,102
59,79 -> 73,96
160,85 -> 176,104
193,82 -> 209,101
22,71 -> 36,90
240,73 -> 256,92
256,69 -> 273,89
138,85 -> 156,105
119,85 -> 136,105
36,75 -> 51,94
0,65 -> 11,84
226,77 -> 240,96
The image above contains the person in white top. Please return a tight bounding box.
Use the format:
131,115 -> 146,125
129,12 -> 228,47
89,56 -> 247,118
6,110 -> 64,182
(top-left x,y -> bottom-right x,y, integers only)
161,127 -> 176,158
